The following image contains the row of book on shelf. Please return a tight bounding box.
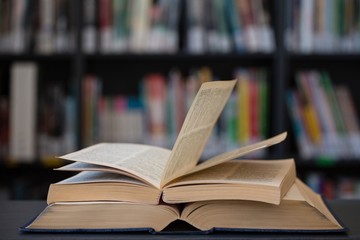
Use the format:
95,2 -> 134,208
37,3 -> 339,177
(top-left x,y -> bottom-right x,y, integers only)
0,62 -> 269,163
0,0 -> 76,54
287,70 -> 360,160
285,0 -> 360,53
0,0 -> 274,54
4,0 -> 360,55
305,173 -> 360,200
82,67 -> 269,159
0,62 -> 77,163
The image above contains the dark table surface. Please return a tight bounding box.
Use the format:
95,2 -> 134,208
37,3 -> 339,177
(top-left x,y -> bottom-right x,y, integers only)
0,200 -> 359,240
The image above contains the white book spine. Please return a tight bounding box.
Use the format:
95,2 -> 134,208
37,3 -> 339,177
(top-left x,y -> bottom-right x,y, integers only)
10,63 -> 38,162
299,0 -> 314,53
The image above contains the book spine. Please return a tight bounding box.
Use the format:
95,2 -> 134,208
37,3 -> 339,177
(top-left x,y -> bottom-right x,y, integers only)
286,90 -> 314,159
258,69 -> 268,140
37,0 -> 55,54
82,0 -> 97,53
307,71 -> 338,158
9,62 -> 38,162
0,97 -> 10,159
296,72 -> 323,147
112,0 -> 129,52
129,0 -> 151,52
82,75 -> 101,146
236,69 -> 250,144
99,0 -> 112,53
143,73 -> 167,146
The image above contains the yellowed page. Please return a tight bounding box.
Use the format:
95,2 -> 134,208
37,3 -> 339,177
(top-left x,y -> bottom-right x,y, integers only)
166,159 -> 294,187
282,182 -> 305,201
56,162 -> 148,182
59,143 -> 172,188
57,171 -> 148,186
28,202 -> 180,232
161,80 -> 237,186
185,132 -> 287,176
295,179 -> 343,227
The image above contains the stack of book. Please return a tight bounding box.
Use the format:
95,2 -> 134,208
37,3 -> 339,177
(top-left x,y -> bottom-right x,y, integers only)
21,80 -> 346,234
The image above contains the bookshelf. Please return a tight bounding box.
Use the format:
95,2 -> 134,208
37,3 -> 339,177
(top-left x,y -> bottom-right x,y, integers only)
1,0 -> 360,200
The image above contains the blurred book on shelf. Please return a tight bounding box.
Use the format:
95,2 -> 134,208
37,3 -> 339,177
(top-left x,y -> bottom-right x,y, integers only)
89,0 -> 181,53
9,62 -> 38,162
0,62 -> 77,165
38,81 -> 77,162
80,67 -> 269,159
185,0 -> 274,54
0,0 -> 274,54
305,173 -> 360,200
0,0 -> 75,54
287,70 -> 360,160
224,68 -> 269,157
285,0 -> 360,53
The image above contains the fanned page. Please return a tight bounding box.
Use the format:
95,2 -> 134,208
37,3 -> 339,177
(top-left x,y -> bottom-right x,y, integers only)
56,162 -> 150,183
165,159 -> 294,188
58,143 -> 172,188
186,132 -> 287,176
161,80 -> 237,186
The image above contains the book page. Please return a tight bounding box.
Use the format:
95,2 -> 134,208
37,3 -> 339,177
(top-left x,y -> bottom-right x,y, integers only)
185,132 -> 287,176
166,159 -> 294,187
58,171 -> 148,186
295,179 -> 342,227
161,80 -> 237,186
59,143 -> 172,188
56,162 -> 147,182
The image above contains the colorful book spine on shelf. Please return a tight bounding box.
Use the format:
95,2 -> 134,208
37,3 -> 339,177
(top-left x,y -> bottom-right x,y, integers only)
223,92 -> 238,151
82,67 -> 269,157
335,85 -> 360,158
258,70 -> 268,140
112,0 -> 129,52
320,72 -> 348,157
225,0 -> 245,52
235,68 -> 269,156
307,71 -> 341,158
286,0 -> 360,53
97,95 -> 144,144
305,173 -> 360,199
236,69 -> 250,144
99,0 -> 113,53
295,72 -> 323,147
288,70 -> 360,160
82,74 -> 102,147
0,0 -> 275,53
166,70 -> 186,145
142,73 -> 167,147
286,90 -> 314,159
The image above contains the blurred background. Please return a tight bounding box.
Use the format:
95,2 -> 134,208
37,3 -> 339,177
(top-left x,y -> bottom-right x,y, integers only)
1,0 -> 360,200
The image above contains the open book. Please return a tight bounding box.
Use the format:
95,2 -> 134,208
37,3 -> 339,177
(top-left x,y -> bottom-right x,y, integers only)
51,80 -> 294,205
22,179 -> 346,233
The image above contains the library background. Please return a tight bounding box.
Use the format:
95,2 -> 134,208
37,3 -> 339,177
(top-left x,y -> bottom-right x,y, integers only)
1,0 -> 360,200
